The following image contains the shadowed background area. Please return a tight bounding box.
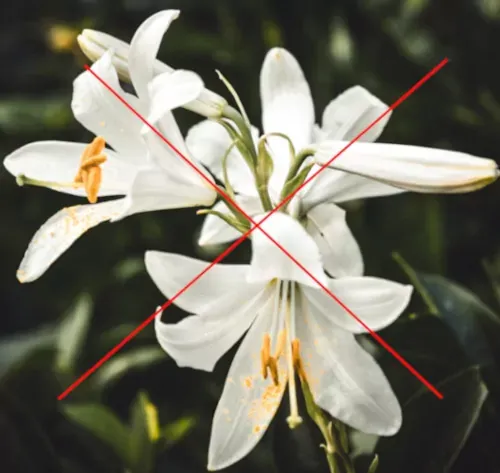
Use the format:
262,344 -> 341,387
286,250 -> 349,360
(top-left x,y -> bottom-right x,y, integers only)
1,1 -> 500,472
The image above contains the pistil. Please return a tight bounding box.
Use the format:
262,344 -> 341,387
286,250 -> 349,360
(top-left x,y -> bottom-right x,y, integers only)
285,283 -> 303,429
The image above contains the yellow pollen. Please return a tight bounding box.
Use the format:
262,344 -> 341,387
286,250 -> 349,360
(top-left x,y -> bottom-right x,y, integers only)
74,136 -> 107,204
291,339 -> 307,382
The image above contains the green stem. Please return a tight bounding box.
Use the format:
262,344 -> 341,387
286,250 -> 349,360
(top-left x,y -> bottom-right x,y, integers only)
223,106 -> 256,163
299,377 -> 355,473
256,183 -> 274,212
285,148 -> 315,184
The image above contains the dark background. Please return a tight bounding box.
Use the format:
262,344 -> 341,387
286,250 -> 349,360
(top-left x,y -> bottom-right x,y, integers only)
1,1 -> 500,472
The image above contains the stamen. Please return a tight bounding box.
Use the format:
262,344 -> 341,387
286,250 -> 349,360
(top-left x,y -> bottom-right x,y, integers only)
286,283 -> 303,429
260,333 -> 271,380
274,330 -> 286,359
268,357 -> 280,386
74,136 -> 107,204
292,339 -> 307,382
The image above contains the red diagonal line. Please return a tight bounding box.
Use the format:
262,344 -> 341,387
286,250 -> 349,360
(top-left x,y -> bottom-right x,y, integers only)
57,58 -> 448,400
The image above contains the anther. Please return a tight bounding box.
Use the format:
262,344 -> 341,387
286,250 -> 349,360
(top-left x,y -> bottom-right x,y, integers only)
74,136 -> 107,204
291,339 -> 307,382
260,334 -> 271,379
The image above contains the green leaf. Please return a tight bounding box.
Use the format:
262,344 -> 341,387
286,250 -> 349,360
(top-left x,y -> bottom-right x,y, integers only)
367,455 -> 379,473
395,254 -> 500,366
375,366 -> 488,473
129,392 -> 158,473
92,347 -> 165,390
62,404 -> 130,465
376,315 -> 470,402
0,325 -> 57,379
161,416 -> 197,448
0,389 -> 63,473
56,294 -> 93,373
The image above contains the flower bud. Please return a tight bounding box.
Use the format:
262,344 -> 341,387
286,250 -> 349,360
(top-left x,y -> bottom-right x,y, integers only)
314,140 -> 498,193
78,29 -> 228,118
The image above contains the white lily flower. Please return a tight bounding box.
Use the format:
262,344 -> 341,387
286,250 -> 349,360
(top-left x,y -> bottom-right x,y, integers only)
189,47 -> 497,274
77,10 -> 228,119
4,27 -> 216,283
188,49 -> 402,277
146,212 -> 412,470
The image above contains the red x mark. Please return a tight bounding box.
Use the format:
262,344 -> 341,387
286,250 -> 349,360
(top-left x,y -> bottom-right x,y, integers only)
57,58 -> 449,401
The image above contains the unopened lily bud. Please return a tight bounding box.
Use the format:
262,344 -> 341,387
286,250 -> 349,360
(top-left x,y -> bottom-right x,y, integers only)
313,140 -> 498,193
77,29 -> 228,118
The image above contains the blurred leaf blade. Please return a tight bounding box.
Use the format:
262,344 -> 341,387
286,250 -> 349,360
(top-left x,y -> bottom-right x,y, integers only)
56,293 -> 93,374
62,403 -> 131,465
376,366 -> 488,473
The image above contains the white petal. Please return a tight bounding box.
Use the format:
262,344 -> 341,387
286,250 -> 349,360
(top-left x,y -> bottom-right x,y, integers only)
208,290 -> 287,470
296,299 -> 402,435
198,195 -> 263,246
141,125 -> 213,189
145,251 -> 262,314
314,140 -> 499,193
306,203 -> 364,277
321,86 -> 391,142
113,167 -> 216,221
301,277 -> 413,334
155,286 -> 270,371
128,10 -> 180,99
3,141 -> 138,197
143,70 -> 204,130
300,165 -> 404,211
260,48 -> 314,196
72,51 -> 147,163
247,212 -> 328,288
16,200 -> 124,283
186,119 -> 258,196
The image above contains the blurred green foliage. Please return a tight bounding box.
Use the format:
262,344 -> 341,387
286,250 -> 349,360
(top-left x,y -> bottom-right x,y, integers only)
1,0 -> 500,472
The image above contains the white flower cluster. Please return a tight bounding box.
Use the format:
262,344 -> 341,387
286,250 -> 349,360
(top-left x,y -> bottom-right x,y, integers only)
3,9 -> 498,471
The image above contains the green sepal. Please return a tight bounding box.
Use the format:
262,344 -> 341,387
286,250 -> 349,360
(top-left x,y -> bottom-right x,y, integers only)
280,163 -> 314,203
197,209 -> 250,235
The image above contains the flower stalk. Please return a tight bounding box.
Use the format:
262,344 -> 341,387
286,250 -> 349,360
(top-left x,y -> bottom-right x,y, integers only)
299,375 -> 356,473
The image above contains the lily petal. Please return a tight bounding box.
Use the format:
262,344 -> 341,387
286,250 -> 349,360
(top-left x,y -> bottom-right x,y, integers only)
306,203 -> 364,277
321,86 -> 391,142
296,298 -> 402,435
208,290 -> 287,470
155,285 -> 270,371
145,251 -> 261,314
198,195 -> 263,246
143,69 -> 204,130
128,10 -> 180,99
186,119 -> 258,196
300,166 -> 404,212
260,48 -> 314,196
141,123 -> 213,188
314,140 -> 499,193
113,167 -> 216,221
4,141 -> 137,197
247,212 -> 328,288
72,51 -> 147,163
17,199 -> 124,283
302,277 -> 412,334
